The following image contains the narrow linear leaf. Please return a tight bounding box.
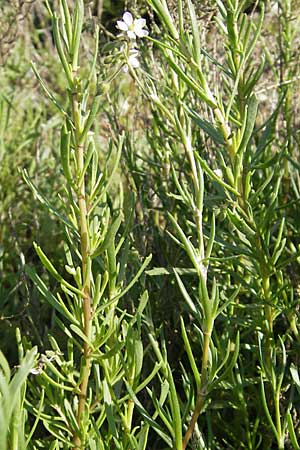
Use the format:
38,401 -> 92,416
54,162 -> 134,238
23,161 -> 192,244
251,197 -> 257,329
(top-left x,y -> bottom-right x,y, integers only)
23,169 -> 78,234
180,317 -> 201,390
237,94 -> 258,155
185,105 -> 225,145
60,126 -> 75,188
80,95 -> 101,145
52,14 -> 74,88
125,381 -> 173,447
31,63 -> 70,119
69,324 -> 94,349
92,214 -> 122,258
25,266 -> 80,326
168,212 -> 200,274
260,375 -> 279,440
147,0 -> 179,40
174,270 -> 198,316
195,153 -> 239,196
97,255 -> 152,310
187,0 -> 201,66
287,411 -> 300,450
146,267 -> 197,276
33,243 -> 84,297
25,389 -> 45,446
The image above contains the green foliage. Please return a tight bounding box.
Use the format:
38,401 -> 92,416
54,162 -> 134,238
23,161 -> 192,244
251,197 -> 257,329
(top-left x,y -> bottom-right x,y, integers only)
1,0 -> 300,449
0,340 -> 37,450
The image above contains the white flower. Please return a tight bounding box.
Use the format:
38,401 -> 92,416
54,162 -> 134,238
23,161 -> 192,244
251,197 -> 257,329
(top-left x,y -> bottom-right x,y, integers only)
128,53 -> 140,68
30,367 -> 42,375
117,11 -> 149,39
213,169 -> 223,179
123,50 -> 140,73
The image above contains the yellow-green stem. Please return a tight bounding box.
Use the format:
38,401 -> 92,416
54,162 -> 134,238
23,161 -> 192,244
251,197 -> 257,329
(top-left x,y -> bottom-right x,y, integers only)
262,274 -> 273,371
180,129 -> 204,261
289,315 -> 300,344
72,95 -> 92,450
214,107 -> 235,163
125,398 -> 135,433
275,390 -> 283,450
182,330 -> 211,450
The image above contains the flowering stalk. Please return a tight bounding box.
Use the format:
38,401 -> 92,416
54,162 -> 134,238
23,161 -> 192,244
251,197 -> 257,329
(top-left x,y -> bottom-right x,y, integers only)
115,11 -> 149,73
49,3 -> 94,447
71,66 -> 92,450
116,11 -> 149,40
26,2 -> 152,449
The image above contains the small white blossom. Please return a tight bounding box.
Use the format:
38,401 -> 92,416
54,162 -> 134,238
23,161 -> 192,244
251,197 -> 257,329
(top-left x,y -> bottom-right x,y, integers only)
213,169 -> 223,179
30,367 -> 42,375
128,53 -> 140,68
29,350 -> 63,375
117,11 -> 148,40
123,51 -> 140,72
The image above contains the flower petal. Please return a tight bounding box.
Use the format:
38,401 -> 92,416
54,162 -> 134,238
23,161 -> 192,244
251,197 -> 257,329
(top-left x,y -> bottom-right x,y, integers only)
30,368 -> 41,375
135,28 -> 149,38
134,18 -> 146,29
129,49 -> 139,57
123,11 -> 133,25
116,20 -> 128,31
128,55 -> 140,68
127,30 -> 136,39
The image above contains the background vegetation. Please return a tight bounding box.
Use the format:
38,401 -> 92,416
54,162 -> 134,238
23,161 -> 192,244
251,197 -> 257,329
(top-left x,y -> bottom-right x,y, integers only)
1,0 -> 300,449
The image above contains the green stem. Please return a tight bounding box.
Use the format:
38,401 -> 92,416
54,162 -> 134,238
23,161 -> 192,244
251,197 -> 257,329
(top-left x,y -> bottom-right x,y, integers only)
176,121 -> 205,263
10,406 -> 20,450
289,315 -> 300,344
214,107 -> 235,164
182,330 -> 211,450
72,93 -> 92,450
274,389 -> 284,450
262,273 -> 273,371
125,398 -> 135,431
